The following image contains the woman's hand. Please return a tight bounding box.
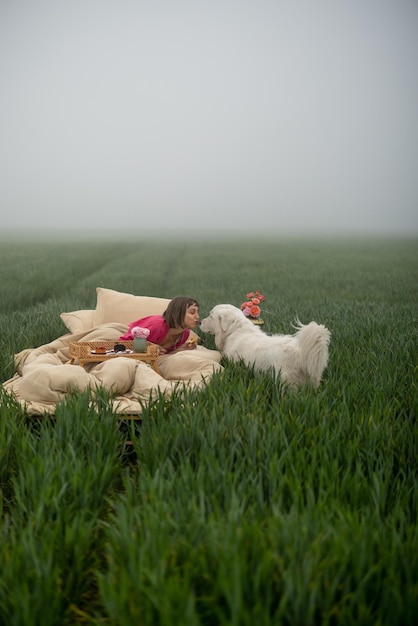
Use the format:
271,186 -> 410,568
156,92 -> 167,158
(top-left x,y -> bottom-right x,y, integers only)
176,337 -> 197,352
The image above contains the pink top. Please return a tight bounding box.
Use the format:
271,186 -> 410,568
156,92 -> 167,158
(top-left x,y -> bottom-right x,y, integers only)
120,315 -> 190,353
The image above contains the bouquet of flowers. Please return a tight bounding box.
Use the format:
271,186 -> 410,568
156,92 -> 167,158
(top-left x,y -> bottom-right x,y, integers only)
240,291 -> 265,319
131,326 -> 151,339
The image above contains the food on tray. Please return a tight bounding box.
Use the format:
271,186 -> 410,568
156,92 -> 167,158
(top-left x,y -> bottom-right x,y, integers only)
94,346 -> 106,354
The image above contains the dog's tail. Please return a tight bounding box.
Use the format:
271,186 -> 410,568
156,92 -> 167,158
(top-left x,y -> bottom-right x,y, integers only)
294,320 -> 331,388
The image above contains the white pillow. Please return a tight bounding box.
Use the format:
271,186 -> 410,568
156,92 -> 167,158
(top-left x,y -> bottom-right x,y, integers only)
93,287 -> 170,326
60,310 -> 95,333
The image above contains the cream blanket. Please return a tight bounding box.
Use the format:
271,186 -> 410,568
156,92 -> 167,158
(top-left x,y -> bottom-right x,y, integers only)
2,323 -> 223,416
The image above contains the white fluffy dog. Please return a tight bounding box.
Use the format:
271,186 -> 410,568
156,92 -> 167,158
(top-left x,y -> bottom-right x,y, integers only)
200,304 -> 330,388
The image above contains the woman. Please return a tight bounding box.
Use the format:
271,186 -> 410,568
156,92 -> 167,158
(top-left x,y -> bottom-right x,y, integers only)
120,296 -> 200,355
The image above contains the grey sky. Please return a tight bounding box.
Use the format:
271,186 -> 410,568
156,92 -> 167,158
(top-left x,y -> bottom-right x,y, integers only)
1,0 -> 417,236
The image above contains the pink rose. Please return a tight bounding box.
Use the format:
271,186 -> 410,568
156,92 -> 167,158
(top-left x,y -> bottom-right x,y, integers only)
131,326 -> 150,339
241,290 -> 265,318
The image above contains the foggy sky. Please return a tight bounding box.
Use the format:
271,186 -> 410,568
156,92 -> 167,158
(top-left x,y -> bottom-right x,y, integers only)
1,0 -> 417,236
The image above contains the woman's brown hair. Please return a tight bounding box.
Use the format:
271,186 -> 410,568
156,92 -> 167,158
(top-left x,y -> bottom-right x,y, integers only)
163,296 -> 199,329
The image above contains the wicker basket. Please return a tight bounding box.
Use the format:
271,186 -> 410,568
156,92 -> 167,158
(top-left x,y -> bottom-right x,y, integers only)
69,340 -> 159,360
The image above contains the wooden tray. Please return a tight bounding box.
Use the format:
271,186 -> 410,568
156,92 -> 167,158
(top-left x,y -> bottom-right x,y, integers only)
69,340 -> 160,374
70,340 -> 158,359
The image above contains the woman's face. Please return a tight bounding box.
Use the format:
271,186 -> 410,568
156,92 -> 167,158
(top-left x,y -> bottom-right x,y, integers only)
183,303 -> 200,329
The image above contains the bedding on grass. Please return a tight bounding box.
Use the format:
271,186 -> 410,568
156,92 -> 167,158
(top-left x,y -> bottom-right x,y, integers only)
2,288 -> 222,416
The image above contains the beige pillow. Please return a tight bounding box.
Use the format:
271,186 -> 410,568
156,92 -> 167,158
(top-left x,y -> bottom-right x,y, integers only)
60,310 -> 95,333
93,287 -> 170,326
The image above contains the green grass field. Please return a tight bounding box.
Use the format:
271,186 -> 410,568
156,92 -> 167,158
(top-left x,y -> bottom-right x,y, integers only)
0,235 -> 417,625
